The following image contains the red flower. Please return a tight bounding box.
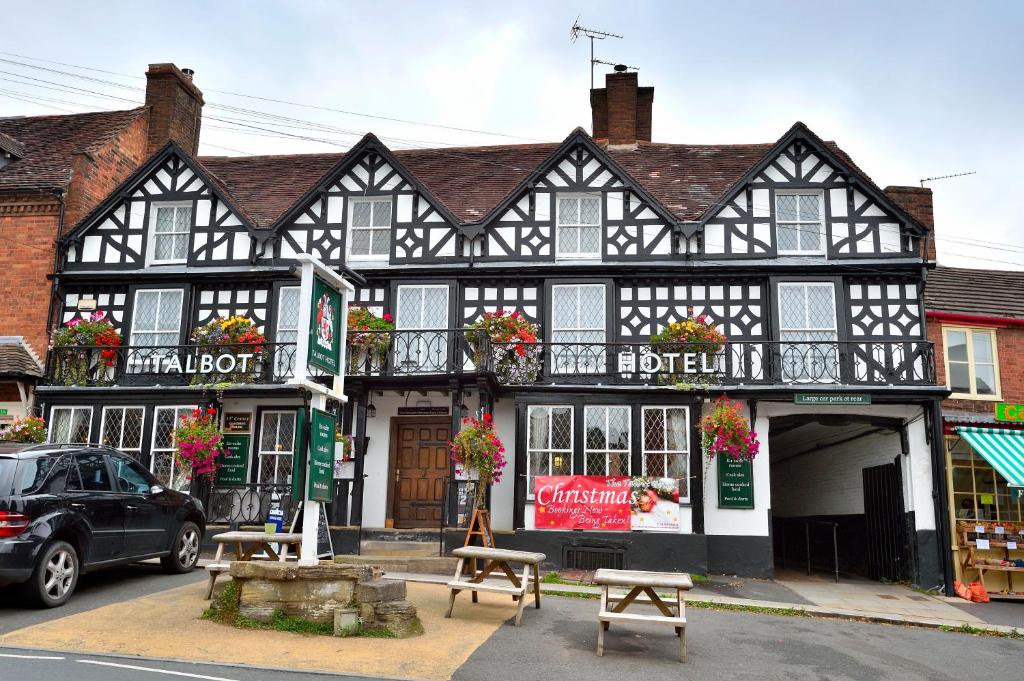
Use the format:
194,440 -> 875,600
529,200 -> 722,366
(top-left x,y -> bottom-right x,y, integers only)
192,408 -> 201,417
207,407 -> 217,415
483,413 -> 493,423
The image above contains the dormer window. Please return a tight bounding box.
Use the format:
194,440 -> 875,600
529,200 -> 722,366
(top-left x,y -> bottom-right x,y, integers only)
349,197 -> 392,259
556,194 -> 601,259
148,202 -> 192,265
776,191 -> 824,255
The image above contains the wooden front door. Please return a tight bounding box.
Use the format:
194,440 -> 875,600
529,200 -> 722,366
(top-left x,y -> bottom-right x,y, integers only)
392,418 -> 451,528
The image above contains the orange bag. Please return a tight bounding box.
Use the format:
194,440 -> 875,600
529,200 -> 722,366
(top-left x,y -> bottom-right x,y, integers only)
954,580 -> 971,600
968,581 -> 991,603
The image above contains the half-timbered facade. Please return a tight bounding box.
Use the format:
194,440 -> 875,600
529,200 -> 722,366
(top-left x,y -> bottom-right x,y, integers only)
36,71 -> 952,589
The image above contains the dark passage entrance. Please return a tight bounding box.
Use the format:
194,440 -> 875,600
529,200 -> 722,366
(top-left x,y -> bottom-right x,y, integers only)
863,460 -> 910,582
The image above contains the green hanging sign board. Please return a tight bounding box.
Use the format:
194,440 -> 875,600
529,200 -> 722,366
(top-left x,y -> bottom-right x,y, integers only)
308,275 -> 342,375
307,408 -> 336,503
718,456 -> 754,509
215,434 -> 250,487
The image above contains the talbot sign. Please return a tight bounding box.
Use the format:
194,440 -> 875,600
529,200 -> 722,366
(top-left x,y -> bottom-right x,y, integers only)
617,351 -> 718,375
140,352 -> 257,375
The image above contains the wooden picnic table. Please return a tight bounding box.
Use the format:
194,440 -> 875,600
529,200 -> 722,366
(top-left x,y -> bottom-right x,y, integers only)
444,546 -> 545,626
204,531 -> 303,599
594,568 -> 693,662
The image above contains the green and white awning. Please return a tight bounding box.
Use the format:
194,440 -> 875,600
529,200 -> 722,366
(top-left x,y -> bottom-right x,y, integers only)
956,426 -> 1024,488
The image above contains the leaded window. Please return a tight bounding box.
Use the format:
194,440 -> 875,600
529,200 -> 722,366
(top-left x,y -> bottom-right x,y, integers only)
258,410 -> 296,485
556,195 -> 601,258
526,405 -> 573,498
642,406 -> 690,502
776,192 -> 824,255
149,203 -> 192,264
349,198 -> 392,258
276,286 -> 301,377
394,284 -> 449,373
584,406 -> 631,476
150,406 -> 196,490
99,406 -> 145,460
130,289 -> 183,348
551,284 -> 606,374
944,327 -> 999,397
777,282 -> 838,382
48,406 -> 92,443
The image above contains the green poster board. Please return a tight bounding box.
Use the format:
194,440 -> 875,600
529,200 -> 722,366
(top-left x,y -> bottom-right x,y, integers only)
995,403 -> 1024,422
291,407 -> 308,501
308,408 -> 335,503
718,456 -> 754,509
308,275 -> 342,375
215,434 -> 250,487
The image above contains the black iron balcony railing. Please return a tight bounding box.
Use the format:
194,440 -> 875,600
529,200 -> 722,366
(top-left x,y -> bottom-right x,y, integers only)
45,342 -> 303,387
345,328 -> 492,377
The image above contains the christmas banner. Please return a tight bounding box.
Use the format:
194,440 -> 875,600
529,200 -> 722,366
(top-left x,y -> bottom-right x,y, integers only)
533,476 -> 680,532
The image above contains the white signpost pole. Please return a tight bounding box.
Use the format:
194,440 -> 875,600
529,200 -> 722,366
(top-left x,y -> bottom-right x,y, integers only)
290,254 -> 354,566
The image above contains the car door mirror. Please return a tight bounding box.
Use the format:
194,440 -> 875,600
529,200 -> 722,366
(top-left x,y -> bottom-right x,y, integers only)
149,484 -> 165,496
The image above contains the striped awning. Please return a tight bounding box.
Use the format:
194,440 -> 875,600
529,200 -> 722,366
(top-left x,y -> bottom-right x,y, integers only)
956,427 -> 1024,488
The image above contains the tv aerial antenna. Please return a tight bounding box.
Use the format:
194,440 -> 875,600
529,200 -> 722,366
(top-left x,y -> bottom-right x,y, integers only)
570,16 -> 628,89
919,170 -> 976,187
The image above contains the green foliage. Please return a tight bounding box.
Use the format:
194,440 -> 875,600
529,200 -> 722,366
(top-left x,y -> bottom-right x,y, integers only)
0,416 -> 46,443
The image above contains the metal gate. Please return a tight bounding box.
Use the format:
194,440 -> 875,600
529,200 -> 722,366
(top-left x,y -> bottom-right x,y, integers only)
862,459 -> 909,582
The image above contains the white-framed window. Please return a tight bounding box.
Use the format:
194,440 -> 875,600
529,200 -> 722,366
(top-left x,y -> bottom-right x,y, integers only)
349,197 -> 392,259
394,284 -> 449,373
556,194 -> 602,259
99,406 -> 145,460
584,406 -> 630,476
944,327 -> 1000,398
148,202 -> 192,264
642,406 -> 690,503
150,406 -> 196,490
777,282 -> 838,382
275,286 -> 301,377
130,289 -> 184,348
776,191 -> 824,255
48,406 -> 92,443
526,405 -> 573,499
258,410 -> 297,484
551,283 -> 606,374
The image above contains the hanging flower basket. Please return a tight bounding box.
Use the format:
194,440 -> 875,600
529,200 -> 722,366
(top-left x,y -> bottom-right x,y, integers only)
189,316 -> 266,385
449,413 -> 507,510
649,314 -> 725,385
173,407 -> 224,482
347,306 -> 393,373
0,416 -> 46,444
700,397 -> 760,462
50,311 -> 122,386
465,310 -> 541,384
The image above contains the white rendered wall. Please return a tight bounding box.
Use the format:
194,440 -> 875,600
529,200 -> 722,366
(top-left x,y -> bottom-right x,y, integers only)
490,400 -> 516,531
702,400 -> 772,537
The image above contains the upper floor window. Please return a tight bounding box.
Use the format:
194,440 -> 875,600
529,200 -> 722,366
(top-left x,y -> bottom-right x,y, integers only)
556,195 -> 601,259
551,284 -> 606,374
148,203 -> 192,265
349,198 -> 392,259
777,282 -> 838,382
776,192 -> 823,255
944,327 -> 999,398
130,289 -> 184,348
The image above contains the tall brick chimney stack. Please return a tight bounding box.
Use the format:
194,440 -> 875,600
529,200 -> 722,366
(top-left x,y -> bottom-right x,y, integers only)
590,71 -> 653,149
144,63 -> 204,156
884,186 -> 936,261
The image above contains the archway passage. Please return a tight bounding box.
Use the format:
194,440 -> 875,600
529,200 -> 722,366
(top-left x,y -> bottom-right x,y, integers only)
769,414 -> 911,582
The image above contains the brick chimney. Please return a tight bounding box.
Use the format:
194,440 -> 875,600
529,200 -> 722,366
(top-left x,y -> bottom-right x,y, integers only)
590,71 -> 653,149
884,186 -> 936,261
144,63 -> 204,156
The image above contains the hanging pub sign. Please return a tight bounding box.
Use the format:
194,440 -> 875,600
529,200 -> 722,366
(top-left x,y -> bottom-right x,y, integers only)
308,275 -> 342,375
215,434 -> 250,487
307,408 -> 336,503
718,457 -> 754,508
533,476 -> 680,532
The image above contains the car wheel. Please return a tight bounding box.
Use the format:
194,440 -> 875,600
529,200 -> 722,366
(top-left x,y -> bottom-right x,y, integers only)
26,540 -> 79,608
161,521 -> 201,574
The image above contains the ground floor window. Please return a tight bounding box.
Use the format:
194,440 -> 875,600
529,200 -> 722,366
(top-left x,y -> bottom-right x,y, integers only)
526,405 -> 573,497
642,406 -> 690,502
150,405 -> 196,490
48,406 -> 92,443
947,435 -> 1023,523
584,405 -> 630,476
258,410 -> 297,484
99,406 -> 145,460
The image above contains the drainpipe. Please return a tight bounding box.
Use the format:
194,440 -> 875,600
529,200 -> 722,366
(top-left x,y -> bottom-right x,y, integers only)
928,398 -> 955,595
43,189 -> 67,381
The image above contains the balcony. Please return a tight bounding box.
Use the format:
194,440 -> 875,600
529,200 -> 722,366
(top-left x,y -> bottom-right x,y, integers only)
344,331 -> 936,388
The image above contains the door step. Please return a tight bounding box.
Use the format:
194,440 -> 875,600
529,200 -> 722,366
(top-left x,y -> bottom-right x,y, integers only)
359,540 -> 440,557
335,554 -> 458,575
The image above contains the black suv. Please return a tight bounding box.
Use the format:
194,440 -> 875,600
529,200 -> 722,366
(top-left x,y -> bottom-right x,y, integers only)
0,444 -> 206,607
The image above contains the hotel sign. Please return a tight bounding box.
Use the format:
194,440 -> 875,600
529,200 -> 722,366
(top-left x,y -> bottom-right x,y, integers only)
308,275 -> 342,375
995,403 -> 1024,422
617,351 -> 718,375
136,352 -> 258,375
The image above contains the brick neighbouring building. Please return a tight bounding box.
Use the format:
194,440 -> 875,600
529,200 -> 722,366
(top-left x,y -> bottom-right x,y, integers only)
0,63 -> 203,422
924,266 -> 1024,595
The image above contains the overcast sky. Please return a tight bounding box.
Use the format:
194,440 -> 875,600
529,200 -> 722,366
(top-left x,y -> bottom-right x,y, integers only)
1,1 -> 1021,268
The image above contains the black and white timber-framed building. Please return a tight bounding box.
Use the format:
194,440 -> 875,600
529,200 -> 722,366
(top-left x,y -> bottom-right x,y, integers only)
36,71 -> 953,589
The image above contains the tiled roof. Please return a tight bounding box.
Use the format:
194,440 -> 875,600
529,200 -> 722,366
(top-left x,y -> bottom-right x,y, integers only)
0,108 -> 146,193
925,266 -> 1024,319
0,340 -> 42,378
0,131 -> 25,159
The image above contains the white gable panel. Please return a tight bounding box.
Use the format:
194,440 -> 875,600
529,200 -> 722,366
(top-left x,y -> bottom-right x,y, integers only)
327,195 -> 344,223
397,194 -> 413,223
232,234 -> 250,260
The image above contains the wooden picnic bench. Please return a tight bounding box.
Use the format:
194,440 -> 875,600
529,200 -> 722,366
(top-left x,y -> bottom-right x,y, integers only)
205,531 -> 303,599
444,546 -> 545,626
594,568 -> 693,662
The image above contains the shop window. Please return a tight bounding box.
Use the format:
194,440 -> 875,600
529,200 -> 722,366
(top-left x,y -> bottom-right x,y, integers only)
150,406 -> 196,490
394,284 -> 449,373
258,410 -> 296,485
948,436 -> 1022,523
349,197 -> 392,259
130,289 -> 184,348
556,195 -> 601,259
526,405 -> 573,498
944,327 -> 999,398
551,284 -> 606,374
777,282 -> 838,381
148,202 -> 192,265
99,406 -> 145,460
48,406 -> 92,443
775,192 -> 824,255
275,286 -> 301,376
642,406 -> 690,503
584,406 -> 630,476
